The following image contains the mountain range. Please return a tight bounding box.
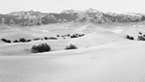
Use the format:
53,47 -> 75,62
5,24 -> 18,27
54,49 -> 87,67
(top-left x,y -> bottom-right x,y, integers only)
0,8 -> 145,26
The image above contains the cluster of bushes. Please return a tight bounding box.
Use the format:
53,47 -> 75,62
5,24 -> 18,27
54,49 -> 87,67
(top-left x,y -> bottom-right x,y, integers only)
137,32 -> 145,41
43,37 -> 57,40
33,37 -> 58,41
56,33 -> 85,39
1,38 -> 11,43
1,36 -> 58,43
31,43 -> 51,53
126,35 -> 134,40
31,43 -> 78,53
65,44 -> 78,50
126,32 -> 145,41
1,38 -> 32,43
32,37 -> 58,41
14,38 -> 31,43
70,34 -> 85,38
137,36 -> 145,41
1,33 -> 85,44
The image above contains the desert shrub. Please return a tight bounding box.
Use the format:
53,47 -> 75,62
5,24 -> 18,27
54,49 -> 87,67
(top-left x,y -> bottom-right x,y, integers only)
44,37 -> 48,40
56,35 -> 60,37
70,34 -> 78,38
67,34 -> 70,37
1,38 -> 11,43
137,36 -> 145,41
19,38 -> 26,42
139,32 -> 142,35
33,38 -> 41,41
1,38 -> 7,42
65,44 -> 77,50
31,43 -> 51,53
13,40 -> 19,43
79,34 -> 85,37
40,38 -> 43,40
61,35 -> 64,37
48,37 -> 57,40
126,35 -> 134,40
26,39 -> 31,42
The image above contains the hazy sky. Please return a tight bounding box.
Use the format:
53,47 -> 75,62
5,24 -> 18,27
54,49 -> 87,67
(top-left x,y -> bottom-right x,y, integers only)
0,0 -> 144,14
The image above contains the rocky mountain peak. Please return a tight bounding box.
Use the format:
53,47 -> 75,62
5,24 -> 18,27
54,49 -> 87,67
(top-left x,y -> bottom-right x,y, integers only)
0,8 -> 145,26
61,9 -> 78,14
84,8 -> 101,13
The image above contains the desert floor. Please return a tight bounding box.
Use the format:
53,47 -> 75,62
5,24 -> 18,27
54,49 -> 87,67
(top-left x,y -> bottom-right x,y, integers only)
0,23 -> 145,82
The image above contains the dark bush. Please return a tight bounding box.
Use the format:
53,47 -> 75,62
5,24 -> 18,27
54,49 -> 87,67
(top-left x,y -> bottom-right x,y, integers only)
65,44 -> 77,50
70,35 -> 77,38
33,38 -> 41,41
13,40 -> 19,43
1,38 -> 11,43
61,35 -> 64,37
48,37 -> 57,40
31,43 -> 51,53
44,37 -> 48,40
1,38 -> 7,42
40,38 -> 43,40
67,34 -> 70,37
79,34 -> 85,37
26,39 -> 31,42
56,35 -> 59,37
19,38 -> 26,42
139,32 -> 142,35
137,36 -> 145,41
126,35 -> 134,40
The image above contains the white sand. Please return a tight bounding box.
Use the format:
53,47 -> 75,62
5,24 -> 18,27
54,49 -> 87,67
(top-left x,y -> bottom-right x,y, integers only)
0,23 -> 145,82
0,40 -> 145,82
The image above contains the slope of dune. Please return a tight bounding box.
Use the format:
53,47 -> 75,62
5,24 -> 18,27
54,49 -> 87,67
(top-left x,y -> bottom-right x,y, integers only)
0,23 -> 145,82
0,40 -> 145,82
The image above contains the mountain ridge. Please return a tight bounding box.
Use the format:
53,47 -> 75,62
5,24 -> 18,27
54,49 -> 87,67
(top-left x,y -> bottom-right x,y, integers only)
0,8 -> 145,26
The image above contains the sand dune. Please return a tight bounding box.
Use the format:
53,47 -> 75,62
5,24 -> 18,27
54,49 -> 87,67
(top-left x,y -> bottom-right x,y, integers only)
0,23 -> 145,82
0,40 -> 145,82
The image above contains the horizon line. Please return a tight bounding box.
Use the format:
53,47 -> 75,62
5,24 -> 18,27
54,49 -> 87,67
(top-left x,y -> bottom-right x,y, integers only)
0,8 -> 145,15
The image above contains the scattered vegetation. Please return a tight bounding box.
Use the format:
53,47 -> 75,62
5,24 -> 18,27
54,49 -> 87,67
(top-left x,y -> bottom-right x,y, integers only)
44,37 -> 48,40
13,40 -> 19,43
56,35 -> 60,37
1,38 -> 11,43
31,43 -> 51,53
33,38 -> 41,41
126,32 -> 145,41
139,32 -> 142,35
126,35 -> 134,40
0,33 -> 85,44
70,34 -> 78,38
19,38 -> 26,42
58,33 -> 85,39
67,34 -> 70,37
137,36 -> 145,41
65,44 -> 78,50
26,39 -> 31,42
48,37 -> 57,40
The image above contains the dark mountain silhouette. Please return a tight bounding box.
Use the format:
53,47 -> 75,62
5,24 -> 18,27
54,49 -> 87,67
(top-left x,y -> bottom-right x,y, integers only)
0,8 -> 145,26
